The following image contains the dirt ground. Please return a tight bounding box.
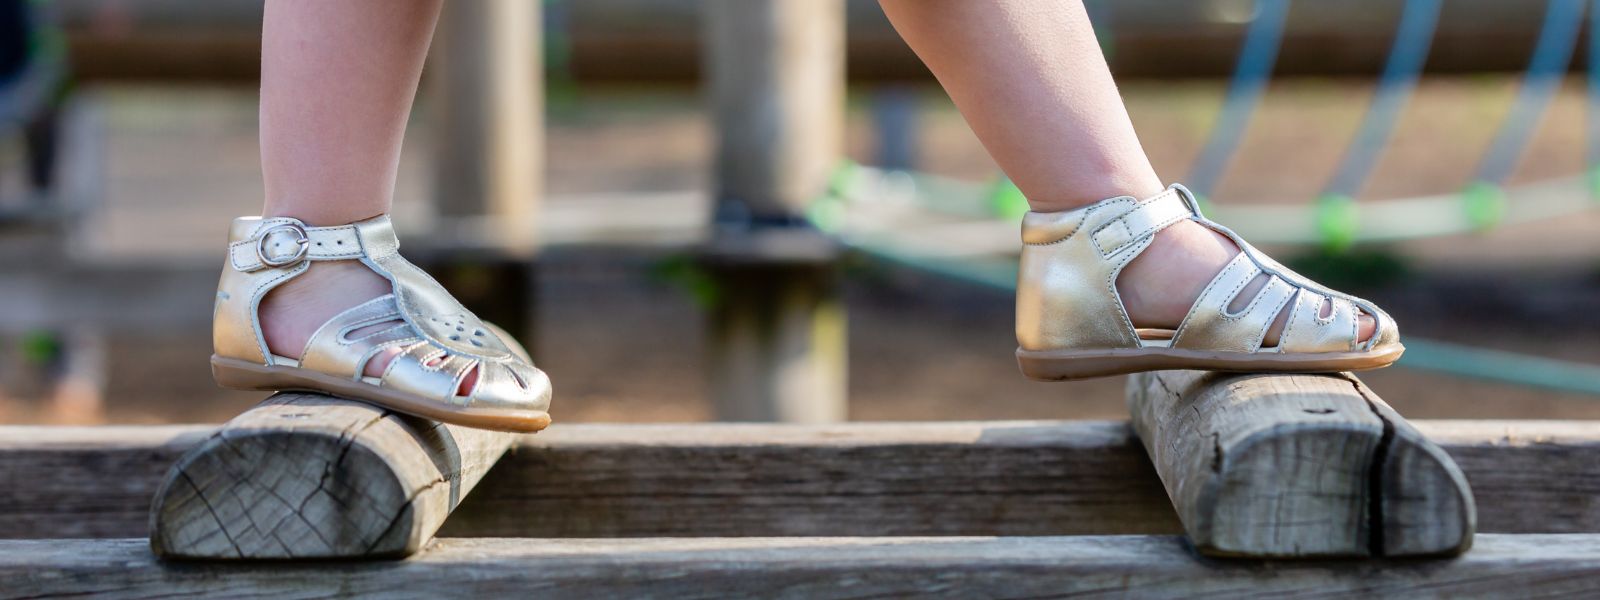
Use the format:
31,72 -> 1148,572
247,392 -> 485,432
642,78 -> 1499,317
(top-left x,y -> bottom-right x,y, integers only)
3,78 -> 1599,425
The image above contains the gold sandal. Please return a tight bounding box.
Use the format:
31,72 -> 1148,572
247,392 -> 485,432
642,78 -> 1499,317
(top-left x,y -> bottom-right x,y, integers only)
1015,184 -> 1402,380
211,215 -> 552,432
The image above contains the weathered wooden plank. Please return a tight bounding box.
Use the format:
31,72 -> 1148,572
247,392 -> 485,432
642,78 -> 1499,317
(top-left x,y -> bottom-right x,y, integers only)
5,534 -> 1600,598
146,393 -> 516,559
1419,420 -> 1600,535
1128,371 -> 1474,558
445,420 -> 1174,537
0,425 -> 209,538
3,420 -> 1597,540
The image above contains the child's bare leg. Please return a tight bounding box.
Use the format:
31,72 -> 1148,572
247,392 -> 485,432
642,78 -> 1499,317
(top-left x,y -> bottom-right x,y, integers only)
254,0 -> 469,386
879,0 -> 1372,343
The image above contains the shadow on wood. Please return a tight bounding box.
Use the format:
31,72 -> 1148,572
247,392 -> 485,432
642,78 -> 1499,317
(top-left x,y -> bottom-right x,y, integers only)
148,393 -> 516,559
1128,371 -> 1475,558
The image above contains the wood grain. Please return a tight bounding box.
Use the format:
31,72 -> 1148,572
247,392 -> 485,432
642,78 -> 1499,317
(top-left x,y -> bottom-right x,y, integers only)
5,535 -> 1600,598
2,420 -> 1595,540
146,393 -> 516,559
1127,371 -> 1474,558
445,420 -> 1175,537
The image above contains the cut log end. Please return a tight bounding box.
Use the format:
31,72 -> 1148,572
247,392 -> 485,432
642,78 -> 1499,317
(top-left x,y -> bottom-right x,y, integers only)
1128,371 -> 1475,558
149,393 -> 517,560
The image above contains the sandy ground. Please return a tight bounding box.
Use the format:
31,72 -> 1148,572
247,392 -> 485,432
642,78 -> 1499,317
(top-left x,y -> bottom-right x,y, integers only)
2,78 -> 1599,424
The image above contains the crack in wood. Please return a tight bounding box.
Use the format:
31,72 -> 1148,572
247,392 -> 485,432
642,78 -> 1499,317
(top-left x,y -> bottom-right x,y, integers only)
1353,376 -> 1396,558
178,471 -> 243,558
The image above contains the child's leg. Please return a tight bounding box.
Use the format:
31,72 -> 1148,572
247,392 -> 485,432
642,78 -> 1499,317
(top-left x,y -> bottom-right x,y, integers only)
879,0 -> 1372,343
255,0 -> 447,380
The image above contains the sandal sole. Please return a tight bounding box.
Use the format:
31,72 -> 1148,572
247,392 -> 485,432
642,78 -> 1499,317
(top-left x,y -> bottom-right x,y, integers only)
211,355 -> 552,433
1016,343 -> 1404,381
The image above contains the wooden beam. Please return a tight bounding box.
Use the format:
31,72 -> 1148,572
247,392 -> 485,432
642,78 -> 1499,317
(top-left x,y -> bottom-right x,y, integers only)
445,420 -> 1172,537
7,535 -> 1600,596
147,393 -> 516,559
1128,371 -> 1474,558
4,420 -> 1598,540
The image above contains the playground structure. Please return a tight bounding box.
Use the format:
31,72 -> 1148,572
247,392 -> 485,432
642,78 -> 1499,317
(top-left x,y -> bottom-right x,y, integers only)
3,0 -> 1600,596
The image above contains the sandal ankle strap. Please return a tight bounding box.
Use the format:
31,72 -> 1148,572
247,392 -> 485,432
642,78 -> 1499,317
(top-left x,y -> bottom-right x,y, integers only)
227,217 -> 369,272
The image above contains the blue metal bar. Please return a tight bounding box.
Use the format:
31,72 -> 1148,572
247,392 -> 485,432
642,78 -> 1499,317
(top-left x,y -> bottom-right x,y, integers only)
1476,0 -> 1584,186
1398,338 -> 1600,397
1185,0 -> 1291,200
1323,0 -> 1441,198
1588,0 -> 1600,195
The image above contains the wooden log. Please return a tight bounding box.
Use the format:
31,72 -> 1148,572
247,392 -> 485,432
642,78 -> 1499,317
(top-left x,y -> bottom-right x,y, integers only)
4,420 -> 1597,541
7,534 -> 1600,597
146,393 -> 516,559
1128,371 -> 1475,558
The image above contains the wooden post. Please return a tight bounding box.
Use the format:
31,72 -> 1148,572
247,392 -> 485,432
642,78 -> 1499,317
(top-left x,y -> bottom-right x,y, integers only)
1127,371 -> 1475,558
429,0 -> 542,256
426,0 -> 542,344
702,0 -> 848,422
148,393 -> 516,559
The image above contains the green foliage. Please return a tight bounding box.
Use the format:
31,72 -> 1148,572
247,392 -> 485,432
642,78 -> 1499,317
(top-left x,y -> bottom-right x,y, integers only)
19,330 -> 60,365
650,255 -> 721,309
1285,247 -> 1409,290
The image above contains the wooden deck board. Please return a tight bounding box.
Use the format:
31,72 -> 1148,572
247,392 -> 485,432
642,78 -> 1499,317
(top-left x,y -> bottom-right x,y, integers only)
0,420 -> 1595,540
3,535 -> 1599,598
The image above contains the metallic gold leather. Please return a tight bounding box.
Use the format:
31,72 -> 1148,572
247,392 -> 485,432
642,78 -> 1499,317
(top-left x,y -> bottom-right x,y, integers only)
214,214 -> 551,414
214,217 -> 310,364
1277,291 -> 1360,353
1016,183 -> 1402,356
229,222 -> 363,272
1017,195 -> 1152,351
349,217 -> 518,361
1169,254 -> 1297,353
298,295 -> 418,378
1202,218 -> 1400,354
1089,187 -> 1191,257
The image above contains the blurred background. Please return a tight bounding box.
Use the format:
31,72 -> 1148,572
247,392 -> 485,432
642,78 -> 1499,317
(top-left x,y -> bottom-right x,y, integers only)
1,0 -> 1598,426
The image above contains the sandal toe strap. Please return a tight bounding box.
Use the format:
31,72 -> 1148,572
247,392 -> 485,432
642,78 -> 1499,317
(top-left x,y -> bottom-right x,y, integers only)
1278,292 -> 1363,353
299,294 -> 422,377
378,341 -> 481,404
1170,253 -> 1296,353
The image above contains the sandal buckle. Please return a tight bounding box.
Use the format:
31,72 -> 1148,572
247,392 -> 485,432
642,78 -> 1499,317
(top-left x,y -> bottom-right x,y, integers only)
256,223 -> 311,268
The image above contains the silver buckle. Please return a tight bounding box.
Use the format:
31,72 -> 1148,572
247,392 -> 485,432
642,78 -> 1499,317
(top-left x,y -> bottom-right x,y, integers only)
255,223 -> 310,268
